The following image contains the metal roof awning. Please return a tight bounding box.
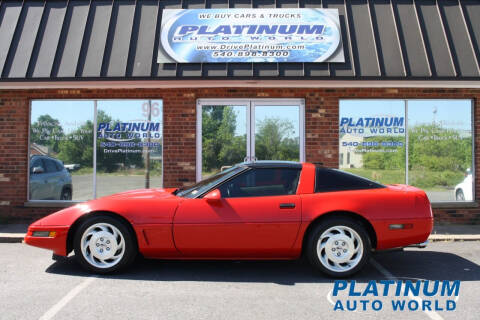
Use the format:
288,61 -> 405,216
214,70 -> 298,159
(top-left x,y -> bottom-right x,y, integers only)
0,0 -> 479,81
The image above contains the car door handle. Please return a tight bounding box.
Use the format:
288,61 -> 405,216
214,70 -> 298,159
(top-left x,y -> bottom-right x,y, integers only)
279,203 -> 296,209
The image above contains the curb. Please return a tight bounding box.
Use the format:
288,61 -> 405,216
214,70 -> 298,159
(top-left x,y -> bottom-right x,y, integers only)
428,234 -> 480,242
0,235 -> 24,243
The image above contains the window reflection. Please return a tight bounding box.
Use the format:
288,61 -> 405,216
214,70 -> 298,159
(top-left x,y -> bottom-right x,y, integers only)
29,100 -> 163,201
339,99 -> 473,202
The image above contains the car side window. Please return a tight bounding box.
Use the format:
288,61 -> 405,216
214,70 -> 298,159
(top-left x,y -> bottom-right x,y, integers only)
218,168 -> 301,198
30,158 -> 45,173
315,167 -> 384,192
54,161 -> 64,172
44,159 -> 58,173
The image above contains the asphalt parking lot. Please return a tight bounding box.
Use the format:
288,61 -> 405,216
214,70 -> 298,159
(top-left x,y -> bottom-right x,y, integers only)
0,241 -> 479,320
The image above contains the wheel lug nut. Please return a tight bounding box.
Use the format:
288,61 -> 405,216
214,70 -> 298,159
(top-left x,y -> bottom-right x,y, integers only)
100,249 -> 103,253
335,241 -> 338,245
100,238 -> 104,242
343,249 -> 347,253
106,247 -> 110,251
337,252 -> 341,256
106,240 -> 110,244
332,248 -> 336,252
96,243 -> 100,247
342,242 -> 346,246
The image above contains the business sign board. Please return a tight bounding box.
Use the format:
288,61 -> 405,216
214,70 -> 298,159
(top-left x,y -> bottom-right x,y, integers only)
158,9 -> 344,63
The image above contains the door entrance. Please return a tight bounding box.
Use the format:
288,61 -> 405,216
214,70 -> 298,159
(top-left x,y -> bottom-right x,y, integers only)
196,99 -> 305,181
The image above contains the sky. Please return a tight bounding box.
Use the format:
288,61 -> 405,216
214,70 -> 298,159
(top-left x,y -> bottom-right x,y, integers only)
340,99 -> 472,132
31,100 -> 164,134
32,98 -> 471,137
226,104 -> 300,138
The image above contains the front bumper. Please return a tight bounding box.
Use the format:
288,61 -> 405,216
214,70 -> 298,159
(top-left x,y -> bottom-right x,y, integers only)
24,225 -> 69,256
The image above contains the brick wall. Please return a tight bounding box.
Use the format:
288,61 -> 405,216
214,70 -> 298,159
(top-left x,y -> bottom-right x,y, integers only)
0,87 -> 479,224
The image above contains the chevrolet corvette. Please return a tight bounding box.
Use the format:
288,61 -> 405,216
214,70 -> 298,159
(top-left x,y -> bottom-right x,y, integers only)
25,161 -> 433,277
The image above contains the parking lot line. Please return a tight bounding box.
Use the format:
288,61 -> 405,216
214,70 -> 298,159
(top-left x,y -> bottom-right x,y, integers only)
369,258 -> 444,320
38,277 -> 96,320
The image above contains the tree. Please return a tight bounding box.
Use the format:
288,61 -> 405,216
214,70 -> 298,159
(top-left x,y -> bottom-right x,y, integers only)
30,115 -> 64,153
57,110 -> 144,172
408,124 -> 471,172
255,118 -> 299,161
359,124 -> 471,188
202,106 -> 246,172
361,136 -> 405,170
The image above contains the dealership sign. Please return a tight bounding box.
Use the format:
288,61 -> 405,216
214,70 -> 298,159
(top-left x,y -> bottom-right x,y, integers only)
158,9 -> 344,63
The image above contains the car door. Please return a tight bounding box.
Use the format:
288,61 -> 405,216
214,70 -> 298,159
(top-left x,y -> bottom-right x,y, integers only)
173,167 -> 302,258
43,159 -> 61,200
29,158 -> 48,200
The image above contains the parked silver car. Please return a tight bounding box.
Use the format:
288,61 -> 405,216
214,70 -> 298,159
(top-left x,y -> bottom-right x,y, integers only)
29,155 -> 72,200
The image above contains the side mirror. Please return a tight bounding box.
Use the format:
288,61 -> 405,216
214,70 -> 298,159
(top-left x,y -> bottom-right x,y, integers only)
32,166 -> 44,174
204,189 -> 221,202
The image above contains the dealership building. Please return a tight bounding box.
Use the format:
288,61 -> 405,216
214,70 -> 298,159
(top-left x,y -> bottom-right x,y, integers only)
0,0 -> 479,224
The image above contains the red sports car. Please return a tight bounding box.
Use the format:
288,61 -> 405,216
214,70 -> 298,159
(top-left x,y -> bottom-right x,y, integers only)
25,161 -> 433,277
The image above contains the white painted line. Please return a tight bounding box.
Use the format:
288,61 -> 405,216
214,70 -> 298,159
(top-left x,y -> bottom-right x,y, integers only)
370,258 -> 444,320
39,277 -> 96,320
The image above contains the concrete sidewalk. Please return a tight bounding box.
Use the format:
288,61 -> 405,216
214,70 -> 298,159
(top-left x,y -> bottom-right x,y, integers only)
0,223 -> 479,243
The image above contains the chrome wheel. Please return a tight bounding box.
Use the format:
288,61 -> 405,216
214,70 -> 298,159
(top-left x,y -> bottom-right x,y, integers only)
317,225 -> 363,273
80,223 -> 125,269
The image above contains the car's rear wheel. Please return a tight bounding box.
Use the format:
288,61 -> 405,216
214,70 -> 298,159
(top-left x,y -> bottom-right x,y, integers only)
74,215 -> 137,274
456,189 -> 465,201
306,217 -> 371,278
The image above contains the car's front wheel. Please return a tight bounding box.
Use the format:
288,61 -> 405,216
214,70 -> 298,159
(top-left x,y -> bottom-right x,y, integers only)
74,215 -> 137,274
306,217 -> 371,278
456,189 -> 465,201
60,188 -> 72,200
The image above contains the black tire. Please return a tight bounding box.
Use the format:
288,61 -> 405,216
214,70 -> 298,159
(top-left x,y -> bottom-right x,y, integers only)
456,189 -> 465,201
306,217 -> 371,278
73,215 -> 137,274
60,187 -> 72,200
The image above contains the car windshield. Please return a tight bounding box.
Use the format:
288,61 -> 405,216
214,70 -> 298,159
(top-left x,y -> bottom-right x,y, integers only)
176,165 -> 247,198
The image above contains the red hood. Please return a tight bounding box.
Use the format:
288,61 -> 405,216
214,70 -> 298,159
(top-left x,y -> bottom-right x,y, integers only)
30,188 -> 181,227
104,188 -> 178,200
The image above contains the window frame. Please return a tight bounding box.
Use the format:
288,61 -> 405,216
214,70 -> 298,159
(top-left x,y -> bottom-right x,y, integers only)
217,167 -> 302,198
196,98 -> 306,182
339,98 -> 475,205
314,167 -> 385,193
27,99 -> 164,206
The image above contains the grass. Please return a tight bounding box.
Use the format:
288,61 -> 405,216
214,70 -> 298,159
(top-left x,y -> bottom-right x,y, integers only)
344,168 -> 465,191
70,167 -> 162,176
344,168 -> 405,185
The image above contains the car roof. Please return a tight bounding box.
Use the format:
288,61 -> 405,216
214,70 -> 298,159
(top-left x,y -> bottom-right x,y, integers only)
31,155 -> 62,163
241,160 -> 303,169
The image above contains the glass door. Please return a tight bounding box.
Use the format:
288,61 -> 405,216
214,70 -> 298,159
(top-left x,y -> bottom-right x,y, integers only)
197,99 -> 304,181
197,100 -> 250,180
252,100 -> 304,162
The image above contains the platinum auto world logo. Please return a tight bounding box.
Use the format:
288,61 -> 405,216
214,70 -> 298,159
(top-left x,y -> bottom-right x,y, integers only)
331,280 -> 460,312
158,9 -> 344,63
97,122 -> 161,142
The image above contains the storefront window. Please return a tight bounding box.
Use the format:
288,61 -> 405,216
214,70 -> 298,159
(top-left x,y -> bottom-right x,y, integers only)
339,100 -> 406,185
339,99 -> 473,203
408,100 -> 472,202
29,100 -> 163,201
